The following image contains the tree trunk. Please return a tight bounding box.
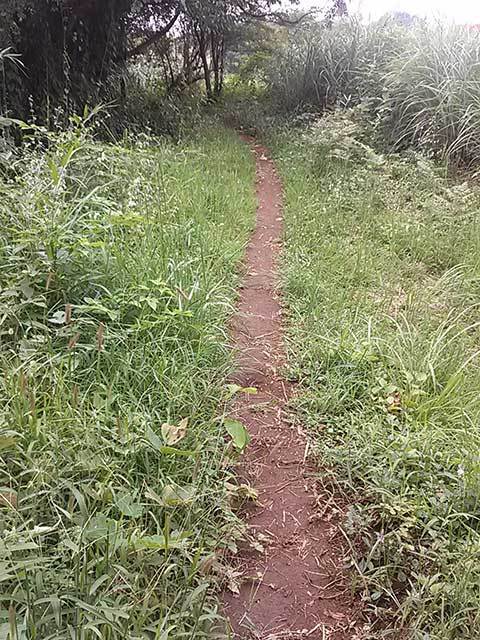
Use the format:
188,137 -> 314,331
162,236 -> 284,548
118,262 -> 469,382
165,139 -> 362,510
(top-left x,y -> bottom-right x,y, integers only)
211,31 -> 225,97
197,27 -> 212,100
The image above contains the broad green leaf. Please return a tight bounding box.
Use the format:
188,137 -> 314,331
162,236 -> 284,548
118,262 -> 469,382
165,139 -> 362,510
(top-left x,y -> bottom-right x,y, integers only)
161,484 -> 195,506
82,298 -> 119,321
146,426 -> 195,456
19,280 -> 34,300
115,491 -> 144,518
224,419 -> 250,451
134,531 -> 191,551
83,515 -> 120,545
145,425 -> 163,451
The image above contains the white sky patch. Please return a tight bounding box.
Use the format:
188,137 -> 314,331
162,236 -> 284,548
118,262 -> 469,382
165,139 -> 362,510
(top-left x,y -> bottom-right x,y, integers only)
298,0 -> 480,23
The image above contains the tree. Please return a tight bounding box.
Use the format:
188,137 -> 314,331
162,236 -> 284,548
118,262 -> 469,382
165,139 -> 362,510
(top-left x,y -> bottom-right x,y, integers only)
0,0 -> 188,120
0,0 -> 344,119
1,0 -> 135,120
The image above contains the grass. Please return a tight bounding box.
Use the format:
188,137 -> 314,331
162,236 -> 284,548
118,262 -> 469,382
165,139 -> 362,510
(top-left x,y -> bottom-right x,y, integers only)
273,113 -> 480,639
0,120 -> 255,639
266,19 -> 480,166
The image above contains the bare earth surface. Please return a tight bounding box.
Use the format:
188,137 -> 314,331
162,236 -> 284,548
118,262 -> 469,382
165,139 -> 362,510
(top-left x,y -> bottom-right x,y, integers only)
222,139 -> 364,640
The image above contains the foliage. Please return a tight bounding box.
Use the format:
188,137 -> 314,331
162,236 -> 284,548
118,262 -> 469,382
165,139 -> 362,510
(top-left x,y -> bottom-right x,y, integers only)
266,18 -> 402,113
107,61 -> 204,139
1,0 -> 352,125
274,110 -> 480,638
380,24 -> 480,165
0,0 -> 296,122
0,117 -> 255,638
1,0 -> 132,122
265,18 -> 480,166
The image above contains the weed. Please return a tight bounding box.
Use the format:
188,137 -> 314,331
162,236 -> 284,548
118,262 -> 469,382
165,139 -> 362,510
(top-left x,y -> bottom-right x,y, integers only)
0,118 -> 255,638
274,112 -> 480,638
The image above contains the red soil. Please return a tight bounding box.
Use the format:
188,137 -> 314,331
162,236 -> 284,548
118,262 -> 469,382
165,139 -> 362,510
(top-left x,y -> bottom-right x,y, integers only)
222,139 -> 365,639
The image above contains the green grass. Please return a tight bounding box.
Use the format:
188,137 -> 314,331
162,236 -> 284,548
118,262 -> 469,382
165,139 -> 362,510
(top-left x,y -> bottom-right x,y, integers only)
0,121 -> 255,639
273,115 -> 480,639
266,19 -> 480,166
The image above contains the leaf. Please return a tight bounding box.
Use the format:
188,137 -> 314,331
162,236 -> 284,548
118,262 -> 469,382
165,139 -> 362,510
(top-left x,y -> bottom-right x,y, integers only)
0,116 -> 14,128
430,581 -> 448,595
134,531 -> 191,551
225,482 -> 258,502
83,515 -> 120,545
145,425 -> 163,451
0,541 -> 38,553
161,484 -> 195,506
115,491 -> 144,518
226,384 -> 258,399
250,539 -> 265,553
144,486 -> 164,506
19,280 -> 34,300
48,310 -> 66,325
158,446 -> 196,457
145,297 -> 158,311
224,419 -> 250,451
82,298 -> 119,321
220,565 -> 244,594
145,427 -> 196,457
47,157 -> 60,186
0,436 -> 16,452
161,418 -> 188,445
89,574 -> 111,596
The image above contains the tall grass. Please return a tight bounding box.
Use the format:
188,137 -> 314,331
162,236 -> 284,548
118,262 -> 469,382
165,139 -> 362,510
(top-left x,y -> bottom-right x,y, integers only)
268,19 -> 400,112
267,19 -> 480,166
273,112 -> 480,638
0,118 -> 255,638
381,25 -> 480,165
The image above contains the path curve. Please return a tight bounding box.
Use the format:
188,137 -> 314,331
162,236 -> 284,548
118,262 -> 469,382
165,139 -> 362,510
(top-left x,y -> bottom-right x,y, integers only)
222,139 -> 362,640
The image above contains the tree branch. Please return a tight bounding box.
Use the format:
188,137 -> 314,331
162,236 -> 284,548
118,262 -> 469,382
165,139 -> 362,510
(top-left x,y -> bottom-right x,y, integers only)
236,7 -> 320,26
272,9 -> 320,26
127,7 -> 180,59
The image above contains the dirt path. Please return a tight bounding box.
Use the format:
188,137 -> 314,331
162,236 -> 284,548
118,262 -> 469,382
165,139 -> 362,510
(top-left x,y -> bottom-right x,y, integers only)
222,139 -> 362,640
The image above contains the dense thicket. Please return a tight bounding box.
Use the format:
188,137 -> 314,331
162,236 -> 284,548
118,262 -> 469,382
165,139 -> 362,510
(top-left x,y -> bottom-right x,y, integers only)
0,0 -> 134,120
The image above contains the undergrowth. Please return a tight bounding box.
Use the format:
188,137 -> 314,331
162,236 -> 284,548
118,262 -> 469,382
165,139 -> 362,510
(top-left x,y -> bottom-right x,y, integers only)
274,111 -> 480,639
0,119 -> 255,639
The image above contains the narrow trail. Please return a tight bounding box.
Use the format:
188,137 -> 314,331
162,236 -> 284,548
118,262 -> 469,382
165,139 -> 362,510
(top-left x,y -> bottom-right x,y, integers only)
222,139 -> 362,640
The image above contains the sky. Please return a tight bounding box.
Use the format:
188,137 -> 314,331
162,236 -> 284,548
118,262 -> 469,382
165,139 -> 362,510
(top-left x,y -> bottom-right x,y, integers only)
302,0 -> 480,23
